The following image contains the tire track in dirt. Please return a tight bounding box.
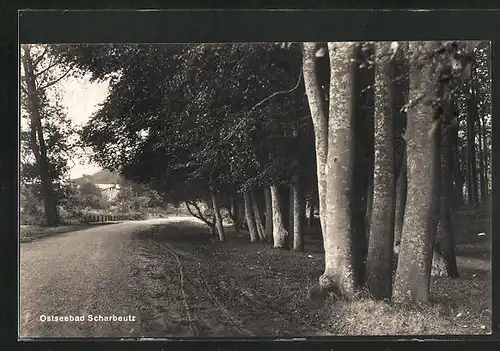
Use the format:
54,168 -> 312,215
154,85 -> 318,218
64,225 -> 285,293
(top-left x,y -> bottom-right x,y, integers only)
153,240 -> 255,337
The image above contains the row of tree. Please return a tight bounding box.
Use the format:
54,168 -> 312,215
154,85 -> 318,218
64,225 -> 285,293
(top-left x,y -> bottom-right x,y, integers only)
20,41 -> 490,305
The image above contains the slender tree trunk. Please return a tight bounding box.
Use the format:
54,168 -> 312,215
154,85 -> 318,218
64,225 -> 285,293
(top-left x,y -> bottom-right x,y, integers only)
292,177 -> 304,251
237,196 -> 247,230
318,42 -> 358,297
211,190 -> 226,242
251,190 -> 266,241
303,42 -> 329,238
437,99 -> 460,278
366,42 -> 396,299
308,180 -> 318,227
22,45 -> 59,227
393,145 -> 407,255
481,117 -> 489,197
243,191 -> 258,242
477,115 -> 487,201
393,41 -> 442,304
393,41 -> 409,255
270,184 -> 288,248
228,193 -> 240,232
466,82 -> 479,205
288,184 -> 294,248
264,187 -> 273,242
353,42 -> 374,286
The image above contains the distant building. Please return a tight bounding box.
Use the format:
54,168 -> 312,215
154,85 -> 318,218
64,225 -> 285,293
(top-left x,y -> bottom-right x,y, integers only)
96,184 -> 121,201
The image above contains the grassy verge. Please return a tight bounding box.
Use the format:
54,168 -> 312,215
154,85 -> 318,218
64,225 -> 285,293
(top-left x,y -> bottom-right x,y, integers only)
20,222 -> 117,243
138,220 -> 491,336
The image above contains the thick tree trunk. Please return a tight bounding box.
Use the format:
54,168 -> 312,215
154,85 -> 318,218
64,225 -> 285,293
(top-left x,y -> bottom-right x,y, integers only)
366,42 -> 396,299
303,42 -> 329,238
211,190 -> 226,242
22,45 -> 59,227
292,178 -> 304,252
251,190 -> 266,241
270,184 -> 288,248
243,191 -> 258,242
393,41 -> 442,304
318,42 -> 358,297
264,187 -> 273,242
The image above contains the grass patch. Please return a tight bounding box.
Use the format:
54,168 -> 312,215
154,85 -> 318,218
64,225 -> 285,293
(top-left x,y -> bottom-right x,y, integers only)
20,222 -> 117,243
320,294 -> 490,335
136,217 -> 491,336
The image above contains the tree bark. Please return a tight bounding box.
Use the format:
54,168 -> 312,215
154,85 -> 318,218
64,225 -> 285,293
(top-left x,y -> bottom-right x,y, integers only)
22,45 -> 59,227
366,42 -> 396,299
393,41 -> 442,304
251,190 -> 266,241
243,191 -> 258,242
228,192 -> 240,232
210,190 -> 226,242
303,42 -> 329,238
466,79 -> 479,205
393,145 -> 407,255
477,115 -> 486,201
270,184 -> 288,248
318,42 -> 358,297
437,99 -> 459,278
353,42 -> 374,286
264,187 -> 273,242
237,196 -> 247,230
292,177 -> 305,251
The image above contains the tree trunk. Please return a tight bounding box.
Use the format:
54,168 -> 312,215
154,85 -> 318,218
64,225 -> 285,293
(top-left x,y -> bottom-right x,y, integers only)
211,190 -> 226,242
243,191 -> 258,242
353,42 -> 374,286
270,184 -> 288,248
22,45 -> 59,227
303,42 -> 329,238
237,196 -> 247,230
466,81 -> 479,205
393,145 -> 407,255
288,184 -> 294,248
437,99 -> 460,278
451,124 -> 465,208
292,177 -> 304,252
264,187 -> 273,242
477,115 -> 486,201
366,42 -> 396,299
251,190 -> 266,241
480,115 -> 489,198
318,42 -> 358,297
228,193 -> 240,232
393,41 -> 442,304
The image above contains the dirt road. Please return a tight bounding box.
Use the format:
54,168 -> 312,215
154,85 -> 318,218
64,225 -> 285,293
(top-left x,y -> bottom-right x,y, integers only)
20,217 -> 222,338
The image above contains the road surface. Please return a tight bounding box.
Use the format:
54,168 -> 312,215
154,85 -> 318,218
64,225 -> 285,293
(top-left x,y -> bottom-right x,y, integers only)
20,217 -> 208,339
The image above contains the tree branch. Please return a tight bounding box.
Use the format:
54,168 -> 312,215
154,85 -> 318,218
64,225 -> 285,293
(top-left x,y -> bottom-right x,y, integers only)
251,69 -> 303,111
38,64 -> 75,90
32,46 -> 48,68
34,56 -> 59,79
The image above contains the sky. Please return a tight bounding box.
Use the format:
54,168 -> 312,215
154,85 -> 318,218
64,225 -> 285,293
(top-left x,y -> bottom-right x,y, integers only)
59,75 -> 109,179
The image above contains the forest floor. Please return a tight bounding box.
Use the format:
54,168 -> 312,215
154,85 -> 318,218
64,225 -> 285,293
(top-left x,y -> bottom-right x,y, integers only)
136,201 -> 491,336
20,222 -> 117,243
